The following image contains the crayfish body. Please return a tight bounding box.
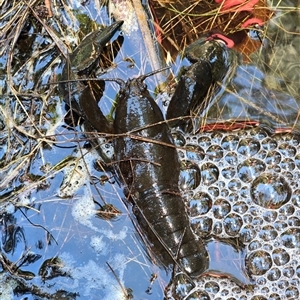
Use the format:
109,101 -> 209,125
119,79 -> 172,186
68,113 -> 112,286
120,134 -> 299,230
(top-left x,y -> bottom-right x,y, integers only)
113,71 -> 209,276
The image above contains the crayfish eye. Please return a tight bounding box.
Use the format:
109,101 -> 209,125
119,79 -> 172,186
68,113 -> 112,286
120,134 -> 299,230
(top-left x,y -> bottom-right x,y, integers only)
137,80 -> 147,91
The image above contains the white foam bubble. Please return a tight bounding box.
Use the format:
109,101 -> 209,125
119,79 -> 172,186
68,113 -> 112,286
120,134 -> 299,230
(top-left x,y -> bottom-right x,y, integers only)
71,186 -> 97,231
96,226 -> 128,241
58,148 -> 97,198
90,235 -> 108,255
109,0 -> 138,34
0,274 -> 17,300
72,259 -> 126,299
59,252 -> 126,299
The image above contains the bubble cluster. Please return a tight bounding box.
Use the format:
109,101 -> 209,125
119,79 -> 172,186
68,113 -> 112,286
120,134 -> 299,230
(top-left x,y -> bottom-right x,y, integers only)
169,127 -> 300,299
58,148 -> 97,198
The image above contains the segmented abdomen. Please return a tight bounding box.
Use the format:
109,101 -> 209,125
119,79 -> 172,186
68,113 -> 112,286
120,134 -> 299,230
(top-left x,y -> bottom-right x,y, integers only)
113,76 -> 208,276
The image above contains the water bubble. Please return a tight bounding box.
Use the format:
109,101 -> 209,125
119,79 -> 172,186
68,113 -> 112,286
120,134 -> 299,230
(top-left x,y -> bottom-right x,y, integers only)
282,266 -> 294,278
222,167 -> 236,179
232,286 -> 241,295
243,214 -> 253,224
221,135 -> 239,151
249,206 -> 259,216
186,290 -> 210,300
280,158 -> 295,171
257,277 -> 267,285
204,281 -> 220,294
240,225 -> 257,243
237,158 -> 266,183
256,150 -> 267,160
186,144 -> 205,161
295,154 -> 300,169
208,186 -> 219,197
221,188 -> 229,197
259,225 -> 278,241
191,217 -> 213,237
211,132 -> 223,143
292,259 -> 299,267
278,279 -> 289,289
272,165 -> 281,173
267,267 -> 281,281
280,228 -> 300,248
291,278 -> 300,286
274,220 -> 288,231
169,273 -> 194,298
265,151 -> 281,165
272,248 -> 290,266
285,286 -> 299,299
279,204 -> 295,216
228,193 -> 238,203
213,221 -> 223,235
233,201 -> 248,214
220,289 -> 229,297
223,213 -> 243,236
254,128 -> 268,139
228,179 -> 241,192
252,216 -> 263,226
189,192 -> 212,217
237,138 -> 260,156
250,295 -> 268,300
288,216 -> 300,226
284,171 -> 293,181
224,152 -> 238,165
172,131 -> 186,147
198,136 -> 212,148
248,240 -> 262,251
178,150 -> 185,159
269,293 -> 281,300
241,186 -> 250,198
297,265 -> 300,278
218,180 -> 226,189
212,199 -> 231,219
180,160 -> 201,190
278,143 -> 296,157
247,250 -> 272,275
250,173 -> 292,209
261,286 -> 270,294
201,163 -> 219,185
262,137 -> 277,151
262,210 -> 278,222
206,145 -> 224,161
291,189 -> 300,207
262,243 -> 273,251
185,135 -> 193,143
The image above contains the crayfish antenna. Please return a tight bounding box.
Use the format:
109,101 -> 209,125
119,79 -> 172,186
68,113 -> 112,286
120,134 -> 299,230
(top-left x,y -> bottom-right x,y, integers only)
138,66 -> 171,83
102,78 -> 126,89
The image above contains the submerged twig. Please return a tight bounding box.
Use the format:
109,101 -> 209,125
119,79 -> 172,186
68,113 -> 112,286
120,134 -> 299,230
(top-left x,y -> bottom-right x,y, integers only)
131,0 -> 167,80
